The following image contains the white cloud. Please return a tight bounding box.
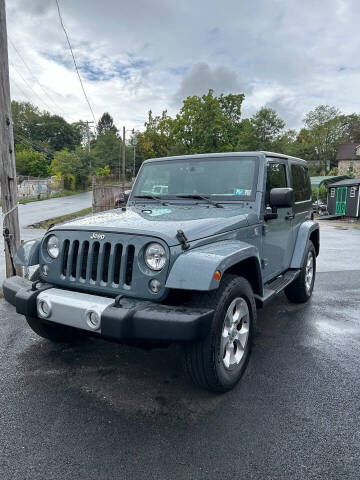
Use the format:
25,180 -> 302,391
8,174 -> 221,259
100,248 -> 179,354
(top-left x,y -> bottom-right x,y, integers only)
5,0 -> 360,131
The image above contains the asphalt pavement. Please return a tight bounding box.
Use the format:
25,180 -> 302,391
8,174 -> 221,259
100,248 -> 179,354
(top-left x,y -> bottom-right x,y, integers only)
0,224 -> 359,479
0,191 -> 92,281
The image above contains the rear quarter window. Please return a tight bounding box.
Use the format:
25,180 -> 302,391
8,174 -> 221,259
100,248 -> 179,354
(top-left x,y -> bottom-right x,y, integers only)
291,164 -> 311,202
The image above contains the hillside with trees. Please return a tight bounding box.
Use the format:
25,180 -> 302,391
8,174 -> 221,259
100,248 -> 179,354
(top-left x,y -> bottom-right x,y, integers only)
12,92 -> 360,191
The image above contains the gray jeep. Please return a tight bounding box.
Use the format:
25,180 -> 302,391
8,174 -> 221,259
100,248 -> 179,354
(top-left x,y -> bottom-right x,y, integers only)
3,152 -> 319,392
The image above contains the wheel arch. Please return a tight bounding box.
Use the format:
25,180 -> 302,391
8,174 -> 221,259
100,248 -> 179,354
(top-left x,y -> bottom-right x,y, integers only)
309,228 -> 320,256
223,257 -> 263,296
166,240 -> 263,294
290,220 -> 319,269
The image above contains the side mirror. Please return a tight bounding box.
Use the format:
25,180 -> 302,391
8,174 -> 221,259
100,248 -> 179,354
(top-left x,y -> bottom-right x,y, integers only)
270,188 -> 294,208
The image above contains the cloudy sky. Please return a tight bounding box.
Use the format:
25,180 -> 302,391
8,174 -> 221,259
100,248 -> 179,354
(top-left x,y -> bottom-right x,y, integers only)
6,0 -> 360,131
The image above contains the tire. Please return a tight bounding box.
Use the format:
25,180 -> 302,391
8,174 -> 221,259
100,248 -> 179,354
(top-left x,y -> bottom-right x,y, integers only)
183,275 -> 256,393
26,268 -> 80,343
285,241 -> 316,304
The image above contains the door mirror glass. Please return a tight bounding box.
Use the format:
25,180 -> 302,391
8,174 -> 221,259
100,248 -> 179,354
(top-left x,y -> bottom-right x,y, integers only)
270,188 -> 294,208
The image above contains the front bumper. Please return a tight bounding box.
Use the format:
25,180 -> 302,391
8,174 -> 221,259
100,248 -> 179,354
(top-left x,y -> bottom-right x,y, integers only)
2,276 -> 214,342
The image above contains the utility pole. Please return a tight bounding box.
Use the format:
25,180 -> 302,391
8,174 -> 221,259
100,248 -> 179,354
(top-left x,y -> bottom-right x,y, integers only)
0,0 -> 21,277
85,120 -> 94,173
122,126 -> 126,192
132,129 -> 137,179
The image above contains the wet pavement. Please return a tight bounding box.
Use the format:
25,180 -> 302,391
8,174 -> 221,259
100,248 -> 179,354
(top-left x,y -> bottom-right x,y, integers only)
0,225 -> 359,479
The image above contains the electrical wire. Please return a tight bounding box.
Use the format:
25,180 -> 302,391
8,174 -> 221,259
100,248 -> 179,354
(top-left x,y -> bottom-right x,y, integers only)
10,75 -> 85,164
55,0 -> 97,125
15,133 -> 55,159
10,63 -> 55,114
9,38 -> 71,121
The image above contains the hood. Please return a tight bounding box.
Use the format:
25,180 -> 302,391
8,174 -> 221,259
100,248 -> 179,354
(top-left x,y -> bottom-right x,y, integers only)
54,204 -> 258,246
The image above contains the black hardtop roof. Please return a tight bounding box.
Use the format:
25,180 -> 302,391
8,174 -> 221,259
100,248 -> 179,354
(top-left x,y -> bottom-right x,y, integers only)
143,151 -> 308,165
330,178 -> 360,187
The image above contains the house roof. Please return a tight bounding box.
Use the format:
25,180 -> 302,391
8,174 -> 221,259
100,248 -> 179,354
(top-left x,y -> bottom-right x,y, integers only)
311,175 -> 350,189
330,178 -> 360,187
336,143 -> 360,161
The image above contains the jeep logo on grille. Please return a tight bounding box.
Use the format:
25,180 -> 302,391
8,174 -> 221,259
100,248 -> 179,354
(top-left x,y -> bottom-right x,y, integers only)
90,232 -> 105,240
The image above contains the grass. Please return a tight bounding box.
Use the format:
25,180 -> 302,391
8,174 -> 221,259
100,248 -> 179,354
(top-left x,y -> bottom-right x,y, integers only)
29,207 -> 93,230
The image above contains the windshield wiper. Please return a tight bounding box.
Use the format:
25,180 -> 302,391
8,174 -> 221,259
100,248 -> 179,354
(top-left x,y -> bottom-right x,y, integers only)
134,194 -> 168,205
175,195 -> 223,208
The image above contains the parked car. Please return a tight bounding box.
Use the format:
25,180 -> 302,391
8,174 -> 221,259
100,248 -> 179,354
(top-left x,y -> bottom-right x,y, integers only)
312,199 -> 327,216
3,152 -> 319,392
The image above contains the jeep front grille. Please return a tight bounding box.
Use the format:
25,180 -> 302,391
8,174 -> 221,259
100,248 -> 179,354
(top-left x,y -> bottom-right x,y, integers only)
41,231 -> 169,299
60,238 -> 134,287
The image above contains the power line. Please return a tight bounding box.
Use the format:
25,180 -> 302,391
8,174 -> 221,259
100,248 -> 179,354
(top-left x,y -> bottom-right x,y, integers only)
10,75 -> 85,164
9,38 -> 71,121
15,132 -> 55,159
10,75 -> 33,102
55,0 -> 97,125
10,63 -> 55,114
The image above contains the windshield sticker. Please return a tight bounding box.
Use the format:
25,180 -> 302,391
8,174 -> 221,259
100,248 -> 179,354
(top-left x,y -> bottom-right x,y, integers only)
244,190 -> 252,196
148,208 -> 172,217
234,188 -> 244,195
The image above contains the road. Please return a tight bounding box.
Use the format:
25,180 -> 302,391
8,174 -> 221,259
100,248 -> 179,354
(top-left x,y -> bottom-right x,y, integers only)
0,191 -> 92,281
0,223 -> 359,479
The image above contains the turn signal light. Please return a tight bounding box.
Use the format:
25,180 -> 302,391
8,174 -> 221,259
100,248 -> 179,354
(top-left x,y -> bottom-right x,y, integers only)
214,270 -> 221,282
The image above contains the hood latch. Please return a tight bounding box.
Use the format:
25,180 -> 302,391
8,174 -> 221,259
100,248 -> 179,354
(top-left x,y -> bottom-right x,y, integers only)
176,229 -> 190,250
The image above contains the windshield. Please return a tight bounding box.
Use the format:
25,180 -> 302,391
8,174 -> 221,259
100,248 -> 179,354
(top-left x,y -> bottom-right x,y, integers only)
132,156 -> 258,200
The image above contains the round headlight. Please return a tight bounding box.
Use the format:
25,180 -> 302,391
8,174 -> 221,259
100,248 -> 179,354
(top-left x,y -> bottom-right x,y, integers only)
46,235 -> 60,259
144,243 -> 166,271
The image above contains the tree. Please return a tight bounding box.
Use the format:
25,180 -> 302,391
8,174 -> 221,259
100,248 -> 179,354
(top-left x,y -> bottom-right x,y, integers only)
91,131 -> 121,173
11,101 -> 82,152
11,100 -> 40,145
236,107 -> 286,151
173,90 -> 245,154
343,113 -> 360,143
30,113 -> 82,151
303,105 -> 348,172
136,110 -> 176,160
251,107 -> 285,146
15,147 -> 50,177
51,149 -> 83,190
97,112 -> 118,136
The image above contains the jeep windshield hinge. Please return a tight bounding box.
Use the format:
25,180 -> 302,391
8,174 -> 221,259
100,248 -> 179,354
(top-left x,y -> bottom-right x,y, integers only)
176,229 -> 190,250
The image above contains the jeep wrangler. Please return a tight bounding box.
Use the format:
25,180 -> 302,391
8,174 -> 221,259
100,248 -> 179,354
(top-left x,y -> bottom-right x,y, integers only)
3,152 -> 319,392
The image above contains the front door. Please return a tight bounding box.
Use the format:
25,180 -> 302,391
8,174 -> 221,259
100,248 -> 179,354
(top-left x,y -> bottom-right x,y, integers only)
262,160 -> 295,282
335,187 -> 348,215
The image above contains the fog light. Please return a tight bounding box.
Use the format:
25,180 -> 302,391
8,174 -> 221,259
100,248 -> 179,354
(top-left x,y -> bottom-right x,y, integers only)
38,299 -> 51,318
42,265 -> 48,277
86,310 -> 101,330
149,279 -> 161,293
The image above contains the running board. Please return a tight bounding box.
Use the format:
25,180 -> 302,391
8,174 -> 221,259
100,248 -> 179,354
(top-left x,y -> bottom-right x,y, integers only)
254,269 -> 301,307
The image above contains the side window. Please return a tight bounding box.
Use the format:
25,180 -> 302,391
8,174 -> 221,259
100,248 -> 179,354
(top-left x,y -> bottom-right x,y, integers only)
266,162 -> 287,205
291,164 -> 311,202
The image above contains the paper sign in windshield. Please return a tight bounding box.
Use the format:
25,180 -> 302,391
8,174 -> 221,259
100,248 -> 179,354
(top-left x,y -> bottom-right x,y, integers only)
148,208 -> 172,217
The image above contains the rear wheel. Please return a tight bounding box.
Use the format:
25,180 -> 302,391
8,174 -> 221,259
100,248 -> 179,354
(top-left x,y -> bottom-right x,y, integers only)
285,241 -> 316,303
183,275 -> 256,392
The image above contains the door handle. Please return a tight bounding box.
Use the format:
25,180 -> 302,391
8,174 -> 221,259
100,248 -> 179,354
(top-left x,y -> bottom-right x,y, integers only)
285,213 -> 295,220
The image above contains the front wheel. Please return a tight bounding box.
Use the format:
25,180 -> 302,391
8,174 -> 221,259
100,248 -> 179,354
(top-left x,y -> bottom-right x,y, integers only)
183,275 -> 256,393
285,241 -> 316,303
